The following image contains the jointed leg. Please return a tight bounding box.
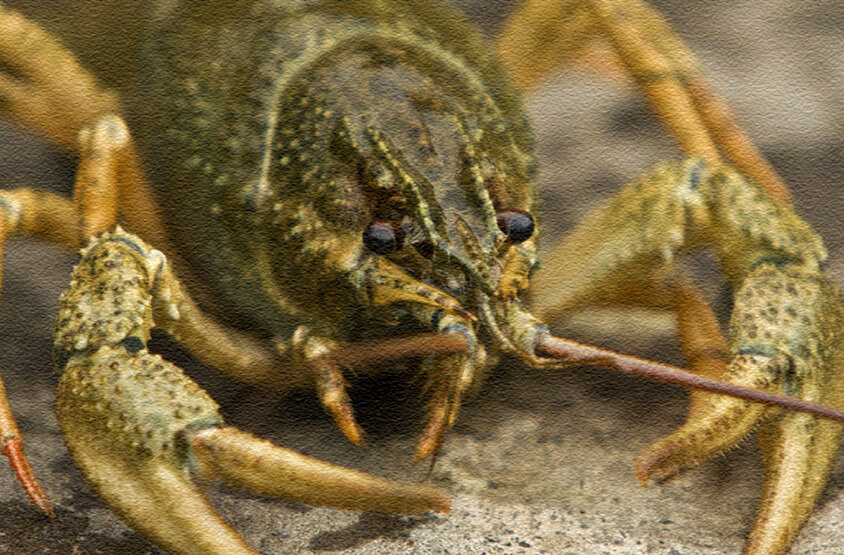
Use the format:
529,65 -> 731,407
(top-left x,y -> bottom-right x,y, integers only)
669,276 -> 730,418
498,0 -> 791,202
497,0 -> 599,93
0,3 -> 118,151
584,0 -> 790,202
0,4 -> 173,253
0,187 -> 78,515
68,114 -> 314,396
0,372 -> 51,515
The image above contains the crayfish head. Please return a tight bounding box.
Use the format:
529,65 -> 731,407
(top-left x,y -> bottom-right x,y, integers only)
326,43 -> 539,302
320,47 -> 555,457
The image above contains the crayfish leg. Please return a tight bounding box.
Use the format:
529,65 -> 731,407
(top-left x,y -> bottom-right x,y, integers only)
750,404 -> 844,554
0,4 -> 118,151
0,106 -> 129,516
66,115 -> 295,394
73,114 -> 174,256
670,274 -> 733,419
313,357 -> 365,444
0,376 -> 52,516
289,329 -> 365,445
0,120 -> 128,512
0,3 -> 173,253
407,308 -> 486,463
584,0 -> 790,201
0,187 -> 80,515
498,0 -> 790,202
414,351 -> 474,463
497,0 -> 599,93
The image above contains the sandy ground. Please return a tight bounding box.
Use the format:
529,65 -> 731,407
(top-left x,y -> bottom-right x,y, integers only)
0,0 -> 842,553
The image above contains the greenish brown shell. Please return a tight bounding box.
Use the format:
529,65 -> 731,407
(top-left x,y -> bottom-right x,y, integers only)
126,0 -> 538,341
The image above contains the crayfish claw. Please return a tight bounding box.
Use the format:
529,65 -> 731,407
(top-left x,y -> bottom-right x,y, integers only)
57,347 -> 258,554
635,260 -> 844,554
191,426 -> 449,514
57,346 -> 448,554
52,229 -> 448,553
634,353 -> 778,483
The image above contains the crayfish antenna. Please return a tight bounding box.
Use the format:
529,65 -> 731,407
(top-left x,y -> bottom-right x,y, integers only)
327,333 -> 470,368
534,333 -> 844,422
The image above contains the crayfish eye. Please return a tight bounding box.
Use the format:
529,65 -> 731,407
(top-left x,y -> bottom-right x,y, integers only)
362,221 -> 402,255
496,210 -> 535,244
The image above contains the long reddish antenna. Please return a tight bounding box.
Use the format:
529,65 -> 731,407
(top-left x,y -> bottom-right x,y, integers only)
319,331 -> 844,423
536,333 -> 844,422
326,333 -> 469,368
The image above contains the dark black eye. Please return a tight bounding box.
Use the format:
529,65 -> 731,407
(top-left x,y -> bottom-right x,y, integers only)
497,210 -> 535,243
363,221 -> 401,255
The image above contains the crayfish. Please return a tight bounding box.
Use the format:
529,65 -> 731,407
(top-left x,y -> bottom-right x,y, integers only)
0,0 -> 841,553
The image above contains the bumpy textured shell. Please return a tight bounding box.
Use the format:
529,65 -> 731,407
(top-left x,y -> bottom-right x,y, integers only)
126,0 -> 535,340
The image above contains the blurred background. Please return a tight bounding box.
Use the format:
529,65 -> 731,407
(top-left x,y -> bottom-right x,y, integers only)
0,1 -> 841,553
